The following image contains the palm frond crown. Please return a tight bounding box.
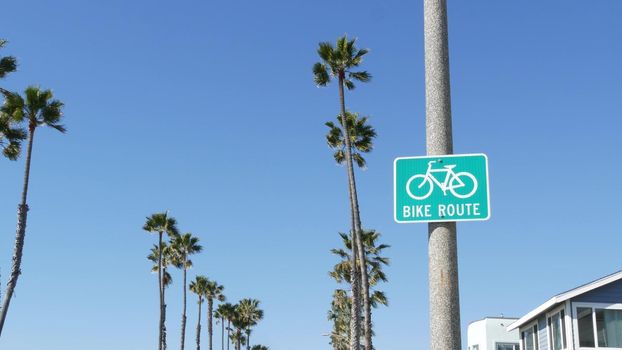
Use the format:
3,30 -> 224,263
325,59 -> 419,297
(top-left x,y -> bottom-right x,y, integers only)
325,111 -> 376,168
143,212 -> 179,237
313,35 -> 371,90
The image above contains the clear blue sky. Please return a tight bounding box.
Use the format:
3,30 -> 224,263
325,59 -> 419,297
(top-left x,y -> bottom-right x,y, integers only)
1,0 -> 621,349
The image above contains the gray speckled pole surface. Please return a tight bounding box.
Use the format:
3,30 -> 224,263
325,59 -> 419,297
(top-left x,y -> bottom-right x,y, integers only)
424,0 -> 462,349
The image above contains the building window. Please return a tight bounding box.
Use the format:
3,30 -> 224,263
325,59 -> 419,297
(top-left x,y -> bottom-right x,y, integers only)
496,342 -> 519,350
576,306 -> 622,348
596,308 -> 622,347
578,307 -> 595,347
548,309 -> 567,349
473,345 -> 479,350
522,324 -> 539,350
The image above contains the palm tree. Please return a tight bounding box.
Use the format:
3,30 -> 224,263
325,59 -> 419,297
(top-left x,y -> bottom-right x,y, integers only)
0,114 -> 25,160
204,279 -> 226,350
0,39 -> 23,161
229,308 -> 247,350
143,212 -> 179,350
214,305 -> 227,350
218,302 -> 236,350
0,86 -> 65,336
148,243 -> 178,349
329,230 -> 390,348
250,346 -> 269,350
229,331 -> 246,350
237,299 -> 263,350
191,276 -> 209,350
325,110 -> 377,350
328,289 -> 351,350
171,233 -> 203,350
314,35 -> 372,350
325,112 -> 376,169
148,243 -> 175,288
0,39 -> 17,95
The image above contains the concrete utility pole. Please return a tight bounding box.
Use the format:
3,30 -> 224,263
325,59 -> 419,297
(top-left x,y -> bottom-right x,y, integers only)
423,0 -> 462,349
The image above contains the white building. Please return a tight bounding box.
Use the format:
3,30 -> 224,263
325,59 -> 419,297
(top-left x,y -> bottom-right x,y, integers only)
468,316 -> 520,350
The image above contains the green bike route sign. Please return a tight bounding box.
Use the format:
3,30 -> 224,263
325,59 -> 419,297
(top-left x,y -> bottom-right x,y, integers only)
394,153 -> 490,223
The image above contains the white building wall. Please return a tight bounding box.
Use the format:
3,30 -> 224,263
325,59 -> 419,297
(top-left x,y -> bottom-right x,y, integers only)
468,317 -> 519,350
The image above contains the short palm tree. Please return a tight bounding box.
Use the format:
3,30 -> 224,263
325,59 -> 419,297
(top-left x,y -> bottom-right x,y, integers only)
0,39 -> 17,95
204,280 -> 225,350
190,276 -> 209,350
0,114 -> 25,160
0,39 -> 23,161
237,299 -> 263,350
328,289 -> 351,350
148,243 -> 177,349
250,346 -> 269,350
148,243 -> 175,288
218,302 -> 236,350
229,305 -> 247,350
143,212 -> 179,350
325,112 -> 376,169
214,305 -> 227,350
314,35 -> 372,350
329,229 -> 389,348
0,86 -> 65,336
229,309 -> 247,350
171,233 -> 203,350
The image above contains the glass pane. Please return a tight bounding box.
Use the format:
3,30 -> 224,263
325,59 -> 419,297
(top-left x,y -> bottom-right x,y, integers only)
524,328 -> 535,350
578,307 -> 595,347
561,309 -> 567,348
596,308 -> 622,348
497,343 -> 520,350
552,313 -> 562,350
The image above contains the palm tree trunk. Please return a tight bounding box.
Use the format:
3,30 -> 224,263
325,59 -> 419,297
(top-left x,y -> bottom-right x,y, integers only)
181,264 -> 188,350
356,234 -> 373,350
338,73 -> 362,350
163,266 -> 168,350
208,298 -> 214,350
0,126 -> 35,337
221,317 -> 225,350
197,297 -> 202,350
226,320 -> 231,350
245,329 -> 250,350
158,231 -> 164,350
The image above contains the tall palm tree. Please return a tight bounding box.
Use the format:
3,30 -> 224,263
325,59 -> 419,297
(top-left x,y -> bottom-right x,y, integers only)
143,212 -> 179,350
171,233 -> 203,350
204,279 -> 226,350
218,302 -> 236,350
325,110 -> 377,350
190,276 -> 209,350
0,86 -> 65,336
314,35 -> 372,350
237,299 -> 263,350
0,39 -> 17,96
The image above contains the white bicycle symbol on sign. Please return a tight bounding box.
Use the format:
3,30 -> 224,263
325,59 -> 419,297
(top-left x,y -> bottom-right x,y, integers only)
406,160 -> 478,200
